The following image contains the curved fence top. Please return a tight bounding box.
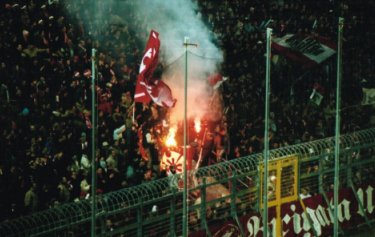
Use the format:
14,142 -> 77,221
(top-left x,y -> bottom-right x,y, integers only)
1,127 -> 375,236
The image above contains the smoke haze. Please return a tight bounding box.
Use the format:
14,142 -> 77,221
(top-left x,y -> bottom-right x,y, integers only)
131,0 -> 224,122
64,0 -> 224,122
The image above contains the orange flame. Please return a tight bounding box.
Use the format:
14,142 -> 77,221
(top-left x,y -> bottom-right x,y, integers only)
165,126 -> 177,147
194,118 -> 201,133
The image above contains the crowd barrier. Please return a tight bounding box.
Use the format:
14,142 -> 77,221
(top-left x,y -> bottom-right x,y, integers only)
1,128 -> 375,236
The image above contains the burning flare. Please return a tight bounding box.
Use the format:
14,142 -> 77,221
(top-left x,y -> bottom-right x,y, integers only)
165,126 -> 177,147
194,117 -> 201,133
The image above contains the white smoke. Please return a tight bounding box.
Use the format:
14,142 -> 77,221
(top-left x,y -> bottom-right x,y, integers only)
132,0 -> 222,63
64,0 -> 224,122
131,0 -> 224,122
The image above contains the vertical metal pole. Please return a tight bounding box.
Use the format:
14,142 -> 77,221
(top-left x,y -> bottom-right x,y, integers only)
183,36 -> 189,237
334,17 -> 344,237
91,48 -> 97,237
200,178 -> 211,237
263,28 -> 272,237
170,189 -> 177,236
230,172 -> 245,237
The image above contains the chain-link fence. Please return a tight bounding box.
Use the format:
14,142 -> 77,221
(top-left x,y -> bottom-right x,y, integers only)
1,128 -> 375,236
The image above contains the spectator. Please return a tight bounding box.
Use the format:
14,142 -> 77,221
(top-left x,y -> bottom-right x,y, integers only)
80,173 -> 90,199
57,177 -> 71,203
24,183 -> 38,214
113,124 -> 126,141
80,154 -> 90,172
106,149 -> 118,171
0,0 -> 374,222
300,187 -> 312,200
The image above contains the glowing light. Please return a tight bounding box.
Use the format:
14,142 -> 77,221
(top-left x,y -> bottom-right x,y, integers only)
194,118 -> 201,133
165,126 -> 177,147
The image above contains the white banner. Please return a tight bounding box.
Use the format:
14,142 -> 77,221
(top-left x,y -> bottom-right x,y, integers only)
272,34 -> 336,66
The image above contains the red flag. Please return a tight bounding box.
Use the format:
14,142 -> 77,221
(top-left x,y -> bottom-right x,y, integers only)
134,30 -> 160,103
134,78 -> 152,104
149,80 -> 176,107
134,30 -> 176,108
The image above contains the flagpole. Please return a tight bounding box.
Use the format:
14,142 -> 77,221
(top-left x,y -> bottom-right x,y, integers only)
91,48 -> 97,237
334,17 -> 344,237
182,37 -> 198,237
183,36 -> 189,237
132,102 -> 135,123
263,28 -> 272,237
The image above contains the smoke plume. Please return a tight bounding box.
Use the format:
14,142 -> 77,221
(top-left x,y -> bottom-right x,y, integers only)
64,0 -> 224,122
131,0 -> 224,122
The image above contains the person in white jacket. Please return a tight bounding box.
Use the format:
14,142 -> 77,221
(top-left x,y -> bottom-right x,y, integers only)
80,154 -> 90,172
113,124 -> 126,141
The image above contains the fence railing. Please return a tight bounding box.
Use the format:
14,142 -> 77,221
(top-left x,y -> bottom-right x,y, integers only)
1,128 -> 375,236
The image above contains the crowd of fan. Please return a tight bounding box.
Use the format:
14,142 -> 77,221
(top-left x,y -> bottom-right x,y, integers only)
0,0 -> 374,222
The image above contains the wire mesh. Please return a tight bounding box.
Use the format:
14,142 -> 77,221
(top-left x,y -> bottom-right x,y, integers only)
281,165 -> 295,198
1,128 -> 375,236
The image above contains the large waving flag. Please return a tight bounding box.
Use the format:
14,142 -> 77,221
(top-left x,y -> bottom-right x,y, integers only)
134,30 -> 160,103
134,30 -> 176,107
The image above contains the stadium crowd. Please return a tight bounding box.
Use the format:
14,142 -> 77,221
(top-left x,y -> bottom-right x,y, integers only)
0,0 -> 374,222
